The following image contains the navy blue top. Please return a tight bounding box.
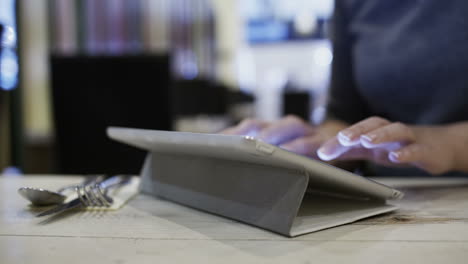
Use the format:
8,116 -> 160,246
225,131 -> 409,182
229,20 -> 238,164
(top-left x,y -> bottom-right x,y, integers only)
327,0 -> 468,176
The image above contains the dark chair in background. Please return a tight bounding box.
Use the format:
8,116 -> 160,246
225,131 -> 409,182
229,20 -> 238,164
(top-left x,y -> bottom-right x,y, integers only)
50,55 -> 172,174
283,91 -> 312,121
171,79 -> 227,116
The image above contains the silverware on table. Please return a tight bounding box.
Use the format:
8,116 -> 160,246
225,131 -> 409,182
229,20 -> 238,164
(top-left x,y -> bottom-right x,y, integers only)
18,176 -> 98,206
36,175 -> 132,217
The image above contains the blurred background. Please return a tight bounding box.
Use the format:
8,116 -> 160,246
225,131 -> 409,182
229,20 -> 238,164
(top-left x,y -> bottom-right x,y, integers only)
0,0 -> 334,175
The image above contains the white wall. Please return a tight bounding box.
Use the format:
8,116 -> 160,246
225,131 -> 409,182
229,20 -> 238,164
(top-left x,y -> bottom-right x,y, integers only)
211,0 -> 333,122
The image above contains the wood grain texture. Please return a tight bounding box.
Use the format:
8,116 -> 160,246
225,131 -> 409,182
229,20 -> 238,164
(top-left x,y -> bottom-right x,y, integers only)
1,175 -> 468,263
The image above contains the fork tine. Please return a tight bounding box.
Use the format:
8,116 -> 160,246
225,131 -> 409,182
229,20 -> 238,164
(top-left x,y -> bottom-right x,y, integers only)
83,184 -> 97,207
94,185 -> 112,207
88,184 -> 104,207
74,175 -> 131,209
75,182 -> 112,208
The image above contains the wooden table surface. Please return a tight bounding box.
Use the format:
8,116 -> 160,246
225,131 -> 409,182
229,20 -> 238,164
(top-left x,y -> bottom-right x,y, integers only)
1,175 -> 468,264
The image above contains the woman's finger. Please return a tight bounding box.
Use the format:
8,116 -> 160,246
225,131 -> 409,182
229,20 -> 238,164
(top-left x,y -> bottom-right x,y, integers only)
258,115 -> 314,145
338,116 -> 391,146
360,122 -> 415,148
317,137 -> 352,161
280,135 -> 324,158
221,119 -> 268,136
388,144 -> 421,163
318,137 -> 382,161
388,143 -> 449,174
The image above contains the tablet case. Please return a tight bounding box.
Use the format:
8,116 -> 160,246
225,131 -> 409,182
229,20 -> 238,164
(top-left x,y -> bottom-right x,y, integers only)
138,153 -> 397,237
109,128 -> 400,237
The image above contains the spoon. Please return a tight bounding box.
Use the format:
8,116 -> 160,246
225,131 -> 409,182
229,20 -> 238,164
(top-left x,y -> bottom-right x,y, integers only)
18,176 -> 98,206
18,187 -> 67,206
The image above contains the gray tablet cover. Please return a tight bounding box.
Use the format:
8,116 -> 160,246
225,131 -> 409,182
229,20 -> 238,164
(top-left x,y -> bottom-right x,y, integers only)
108,127 -> 402,237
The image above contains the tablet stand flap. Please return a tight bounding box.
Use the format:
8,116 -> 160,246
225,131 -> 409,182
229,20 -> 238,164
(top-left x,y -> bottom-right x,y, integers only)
289,192 -> 397,236
140,153 -> 309,236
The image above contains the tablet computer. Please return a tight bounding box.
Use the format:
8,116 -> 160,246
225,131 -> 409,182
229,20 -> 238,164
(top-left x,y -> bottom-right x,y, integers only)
107,127 -> 403,201
108,127 -> 403,236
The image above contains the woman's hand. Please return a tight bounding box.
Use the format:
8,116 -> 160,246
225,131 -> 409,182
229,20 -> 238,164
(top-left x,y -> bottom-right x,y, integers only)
223,115 -> 468,174
222,115 -> 348,158
317,116 -> 468,174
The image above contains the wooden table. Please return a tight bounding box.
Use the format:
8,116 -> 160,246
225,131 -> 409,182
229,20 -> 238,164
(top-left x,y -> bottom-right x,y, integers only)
1,175 -> 468,264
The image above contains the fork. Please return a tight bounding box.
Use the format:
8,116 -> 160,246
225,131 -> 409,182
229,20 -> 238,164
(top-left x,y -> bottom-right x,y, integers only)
76,174 -> 132,208
36,175 -> 132,217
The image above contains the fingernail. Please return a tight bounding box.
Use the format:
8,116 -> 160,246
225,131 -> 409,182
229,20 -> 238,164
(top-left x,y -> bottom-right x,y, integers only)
360,134 -> 377,148
389,151 -> 401,163
317,144 -> 349,161
362,133 -> 377,142
317,146 -> 329,155
338,131 -> 359,146
317,148 -> 334,161
338,131 -> 353,141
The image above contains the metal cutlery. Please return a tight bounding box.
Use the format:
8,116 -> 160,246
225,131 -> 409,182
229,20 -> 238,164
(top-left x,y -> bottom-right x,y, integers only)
18,176 -> 98,206
36,174 -> 132,217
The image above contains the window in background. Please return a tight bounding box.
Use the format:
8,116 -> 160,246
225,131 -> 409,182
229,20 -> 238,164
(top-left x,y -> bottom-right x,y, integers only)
239,0 -> 334,124
243,0 -> 334,44
0,0 -> 18,91
0,0 -> 20,172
